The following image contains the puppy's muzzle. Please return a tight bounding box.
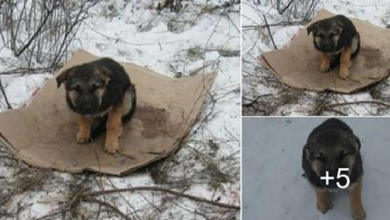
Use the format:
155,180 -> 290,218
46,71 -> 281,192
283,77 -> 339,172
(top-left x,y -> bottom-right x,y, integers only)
77,94 -> 98,115
81,105 -> 93,114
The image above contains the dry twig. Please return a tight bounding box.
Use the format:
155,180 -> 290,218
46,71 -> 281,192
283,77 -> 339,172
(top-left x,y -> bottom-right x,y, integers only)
81,197 -> 132,220
82,186 -> 240,210
0,78 -> 12,109
262,15 -> 278,49
315,100 -> 390,115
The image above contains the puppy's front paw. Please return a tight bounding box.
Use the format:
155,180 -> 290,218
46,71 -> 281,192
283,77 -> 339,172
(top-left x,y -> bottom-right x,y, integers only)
339,67 -> 349,79
317,200 -> 333,214
352,206 -> 366,220
76,131 -> 91,144
320,63 -> 331,72
118,126 -> 123,138
320,54 -> 331,72
105,139 -> 119,154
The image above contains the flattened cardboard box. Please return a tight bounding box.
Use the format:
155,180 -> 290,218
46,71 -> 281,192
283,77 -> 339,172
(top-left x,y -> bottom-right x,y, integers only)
0,50 -> 215,176
262,9 -> 390,93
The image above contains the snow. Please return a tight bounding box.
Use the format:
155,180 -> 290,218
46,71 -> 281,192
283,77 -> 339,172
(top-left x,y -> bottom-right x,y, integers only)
242,0 -> 390,116
243,117 -> 390,220
0,0 -> 240,219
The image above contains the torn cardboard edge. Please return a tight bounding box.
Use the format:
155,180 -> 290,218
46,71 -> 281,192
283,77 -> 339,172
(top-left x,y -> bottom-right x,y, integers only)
261,9 -> 390,94
0,49 -> 216,176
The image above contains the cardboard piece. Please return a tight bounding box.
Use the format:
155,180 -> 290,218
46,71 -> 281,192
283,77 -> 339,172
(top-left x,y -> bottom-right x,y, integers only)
262,10 -> 390,93
0,50 -> 215,176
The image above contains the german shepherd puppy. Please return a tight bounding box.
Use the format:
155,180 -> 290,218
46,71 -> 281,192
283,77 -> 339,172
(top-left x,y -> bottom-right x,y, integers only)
302,118 -> 365,220
307,15 -> 360,79
56,58 -> 136,154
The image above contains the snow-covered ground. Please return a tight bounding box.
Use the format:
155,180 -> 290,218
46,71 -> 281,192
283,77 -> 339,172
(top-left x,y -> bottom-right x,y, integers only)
243,117 -> 390,220
0,1 -> 240,219
242,0 -> 390,116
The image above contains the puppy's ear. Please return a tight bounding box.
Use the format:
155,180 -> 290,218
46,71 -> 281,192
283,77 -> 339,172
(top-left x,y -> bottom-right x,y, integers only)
95,67 -> 112,84
334,20 -> 344,34
303,145 -> 312,161
56,66 -> 77,88
307,21 -> 318,35
350,134 -> 361,150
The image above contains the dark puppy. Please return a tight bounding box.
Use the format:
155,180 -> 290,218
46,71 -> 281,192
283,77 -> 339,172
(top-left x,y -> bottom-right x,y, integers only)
302,118 -> 365,220
56,58 -> 136,154
307,15 -> 360,79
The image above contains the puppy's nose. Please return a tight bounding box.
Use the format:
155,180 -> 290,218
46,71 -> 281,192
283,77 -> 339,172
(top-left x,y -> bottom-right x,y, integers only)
323,42 -> 334,51
83,105 -> 93,113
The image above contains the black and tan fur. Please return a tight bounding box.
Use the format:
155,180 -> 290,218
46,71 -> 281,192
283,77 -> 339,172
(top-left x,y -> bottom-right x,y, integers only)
307,15 -> 360,79
56,58 -> 136,154
302,118 -> 365,220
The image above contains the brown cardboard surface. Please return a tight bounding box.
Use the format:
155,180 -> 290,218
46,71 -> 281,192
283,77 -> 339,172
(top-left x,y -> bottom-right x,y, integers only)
262,9 -> 390,93
0,50 -> 215,176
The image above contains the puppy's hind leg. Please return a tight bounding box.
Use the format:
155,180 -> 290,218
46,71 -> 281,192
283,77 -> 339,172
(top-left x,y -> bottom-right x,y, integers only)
339,46 -> 352,79
350,177 -> 366,220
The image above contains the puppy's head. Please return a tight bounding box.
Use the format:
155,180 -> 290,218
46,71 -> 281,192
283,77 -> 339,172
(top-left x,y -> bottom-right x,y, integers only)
305,130 -> 360,187
56,64 -> 111,115
307,18 -> 344,53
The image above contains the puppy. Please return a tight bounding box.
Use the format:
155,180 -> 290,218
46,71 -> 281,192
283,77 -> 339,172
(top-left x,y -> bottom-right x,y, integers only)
307,15 -> 360,79
56,58 -> 136,154
302,118 -> 365,220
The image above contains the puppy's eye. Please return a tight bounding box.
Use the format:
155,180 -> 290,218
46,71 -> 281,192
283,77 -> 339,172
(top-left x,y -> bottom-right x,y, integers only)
90,83 -> 101,92
315,152 -> 326,162
339,151 -> 348,159
318,33 -> 324,38
71,85 -> 82,93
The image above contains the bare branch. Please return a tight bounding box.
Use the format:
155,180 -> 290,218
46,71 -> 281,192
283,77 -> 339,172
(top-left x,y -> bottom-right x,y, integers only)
0,78 -> 12,109
82,186 -> 241,210
81,197 -> 132,220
